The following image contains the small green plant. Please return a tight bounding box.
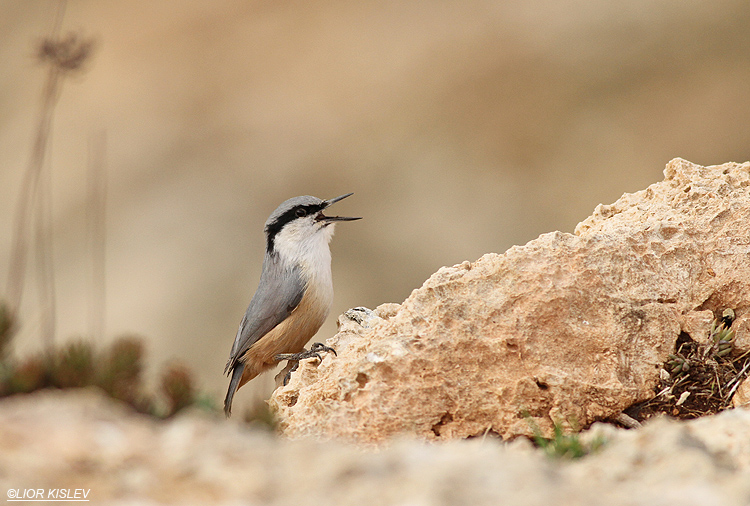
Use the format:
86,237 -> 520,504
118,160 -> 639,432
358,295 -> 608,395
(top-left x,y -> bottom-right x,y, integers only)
705,319 -> 734,359
0,323 -> 209,419
0,303 -> 14,357
243,401 -> 279,431
525,415 -> 606,459
53,340 -> 95,388
191,393 -> 220,414
7,356 -> 46,394
626,308 -> 750,421
96,336 -> 144,405
160,362 -> 195,417
667,353 -> 690,374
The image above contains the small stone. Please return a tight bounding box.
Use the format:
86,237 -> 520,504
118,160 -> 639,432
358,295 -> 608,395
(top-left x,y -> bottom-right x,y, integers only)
676,391 -> 691,406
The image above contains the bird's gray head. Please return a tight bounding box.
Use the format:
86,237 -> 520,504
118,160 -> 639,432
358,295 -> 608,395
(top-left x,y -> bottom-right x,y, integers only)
264,193 -> 361,258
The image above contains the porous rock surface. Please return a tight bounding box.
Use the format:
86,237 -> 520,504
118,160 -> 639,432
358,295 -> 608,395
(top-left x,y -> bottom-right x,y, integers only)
2,390 -> 750,506
271,158 -> 750,443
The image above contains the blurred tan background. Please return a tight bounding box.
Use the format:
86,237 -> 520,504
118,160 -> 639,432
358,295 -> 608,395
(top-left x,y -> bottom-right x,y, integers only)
2,0 -> 750,414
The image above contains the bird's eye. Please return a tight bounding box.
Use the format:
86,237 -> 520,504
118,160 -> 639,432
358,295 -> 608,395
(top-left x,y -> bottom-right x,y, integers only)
295,208 -> 307,217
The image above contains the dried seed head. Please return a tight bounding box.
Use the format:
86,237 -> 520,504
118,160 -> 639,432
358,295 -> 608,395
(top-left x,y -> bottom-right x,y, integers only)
38,32 -> 95,72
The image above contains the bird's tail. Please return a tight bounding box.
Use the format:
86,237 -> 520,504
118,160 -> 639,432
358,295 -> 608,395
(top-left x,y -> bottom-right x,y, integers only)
224,363 -> 245,417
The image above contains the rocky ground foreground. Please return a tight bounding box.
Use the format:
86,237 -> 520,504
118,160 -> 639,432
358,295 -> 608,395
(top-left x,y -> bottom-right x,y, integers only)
2,159 -> 750,505
0,389 -> 749,505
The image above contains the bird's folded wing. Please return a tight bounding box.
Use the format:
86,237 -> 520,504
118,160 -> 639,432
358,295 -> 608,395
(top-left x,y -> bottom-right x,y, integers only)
224,256 -> 305,373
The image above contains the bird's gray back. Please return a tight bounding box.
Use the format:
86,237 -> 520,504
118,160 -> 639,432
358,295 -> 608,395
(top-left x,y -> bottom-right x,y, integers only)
225,252 -> 306,372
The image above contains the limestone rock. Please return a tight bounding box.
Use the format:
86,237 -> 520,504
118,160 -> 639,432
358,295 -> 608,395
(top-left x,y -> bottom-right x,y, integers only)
731,316 -> 750,352
270,159 -> 750,444
733,380 -> 750,409
679,310 -> 715,345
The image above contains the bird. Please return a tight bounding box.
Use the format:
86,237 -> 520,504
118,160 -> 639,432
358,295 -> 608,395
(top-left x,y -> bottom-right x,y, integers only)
223,193 -> 361,416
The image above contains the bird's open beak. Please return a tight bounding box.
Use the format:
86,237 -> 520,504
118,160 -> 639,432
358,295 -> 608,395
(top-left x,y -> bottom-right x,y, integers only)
319,193 -> 362,222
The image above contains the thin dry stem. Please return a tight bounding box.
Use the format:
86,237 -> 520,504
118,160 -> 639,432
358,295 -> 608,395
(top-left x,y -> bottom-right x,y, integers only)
6,0 -> 95,351
6,16 -> 66,317
87,131 -> 107,341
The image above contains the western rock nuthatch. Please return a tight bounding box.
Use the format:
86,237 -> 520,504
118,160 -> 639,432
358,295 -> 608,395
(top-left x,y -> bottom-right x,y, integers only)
223,193 -> 360,416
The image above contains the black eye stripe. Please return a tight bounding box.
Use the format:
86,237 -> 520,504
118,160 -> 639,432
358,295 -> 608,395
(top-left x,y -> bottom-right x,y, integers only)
265,203 -> 326,253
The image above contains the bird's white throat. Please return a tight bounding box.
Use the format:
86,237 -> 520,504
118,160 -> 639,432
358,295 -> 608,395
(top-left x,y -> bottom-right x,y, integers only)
273,219 -> 335,281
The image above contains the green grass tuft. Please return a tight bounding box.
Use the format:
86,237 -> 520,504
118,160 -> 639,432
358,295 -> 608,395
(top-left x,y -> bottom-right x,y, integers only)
526,415 -> 606,460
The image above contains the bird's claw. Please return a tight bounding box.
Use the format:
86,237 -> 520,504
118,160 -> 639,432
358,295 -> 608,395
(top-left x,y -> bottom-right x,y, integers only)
275,342 -> 336,386
310,342 -> 337,356
275,342 -> 336,362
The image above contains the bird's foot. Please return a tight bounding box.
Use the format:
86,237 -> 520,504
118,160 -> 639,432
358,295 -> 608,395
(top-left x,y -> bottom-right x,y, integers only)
274,343 -> 337,386
275,342 -> 337,363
